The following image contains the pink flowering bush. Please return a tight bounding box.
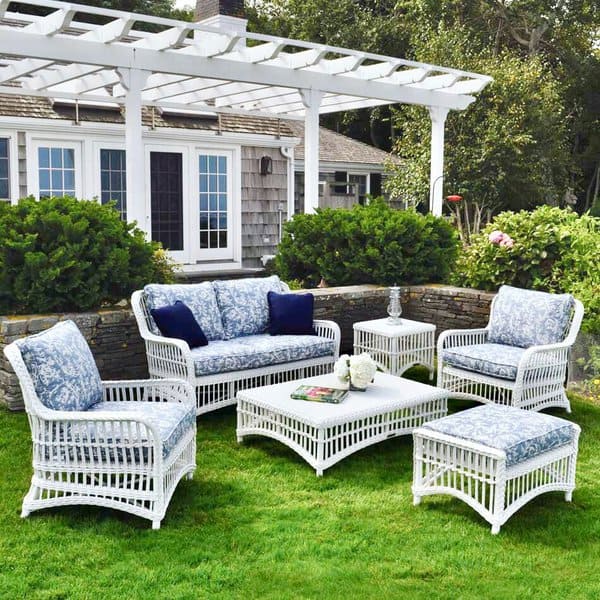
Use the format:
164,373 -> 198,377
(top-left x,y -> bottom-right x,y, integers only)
488,230 -> 514,248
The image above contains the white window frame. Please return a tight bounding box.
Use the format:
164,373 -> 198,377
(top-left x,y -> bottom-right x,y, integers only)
193,147 -> 236,263
93,141 -> 127,219
0,130 -> 20,204
348,172 -> 370,202
27,135 -> 83,199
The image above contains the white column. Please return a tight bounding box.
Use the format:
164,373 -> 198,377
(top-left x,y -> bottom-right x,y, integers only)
117,67 -> 150,235
428,106 -> 449,216
300,89 -> 323,214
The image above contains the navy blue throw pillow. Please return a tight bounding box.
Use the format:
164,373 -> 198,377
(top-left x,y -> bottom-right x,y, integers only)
268,291 -> 315,336
150,301 -> 208,348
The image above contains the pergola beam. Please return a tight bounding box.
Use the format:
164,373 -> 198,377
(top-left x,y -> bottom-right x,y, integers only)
0,29 -> 475,111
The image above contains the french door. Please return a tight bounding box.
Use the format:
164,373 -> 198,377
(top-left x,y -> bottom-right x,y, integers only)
148,146 -> 236,265
150,151 -> 184,252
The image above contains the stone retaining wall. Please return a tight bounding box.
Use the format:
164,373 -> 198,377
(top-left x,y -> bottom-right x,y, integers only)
0,285 -> 494,411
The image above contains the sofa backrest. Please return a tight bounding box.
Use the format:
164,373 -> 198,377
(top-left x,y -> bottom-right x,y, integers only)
144,281 -> 225,341
141,276 -> 288,341
488,285 -> 575,348
213,275 -> 287,339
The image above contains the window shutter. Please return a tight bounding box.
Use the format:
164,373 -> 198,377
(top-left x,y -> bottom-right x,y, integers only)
334,171 -> 347,194
370,173 -> 382,197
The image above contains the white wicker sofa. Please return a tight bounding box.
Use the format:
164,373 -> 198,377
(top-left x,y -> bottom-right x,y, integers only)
132,276 -> 341,415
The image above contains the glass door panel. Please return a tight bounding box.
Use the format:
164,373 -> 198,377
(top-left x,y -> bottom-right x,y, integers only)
197,152 -> 233,260
150,151 -> 183,251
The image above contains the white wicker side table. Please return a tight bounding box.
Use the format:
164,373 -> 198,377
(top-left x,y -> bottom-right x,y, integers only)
237,373 -> 448,476
412,404 -> 580,534
353,318 -> 436,379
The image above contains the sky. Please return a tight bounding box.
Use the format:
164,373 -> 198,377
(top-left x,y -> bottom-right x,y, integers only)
173,0 -> 193,8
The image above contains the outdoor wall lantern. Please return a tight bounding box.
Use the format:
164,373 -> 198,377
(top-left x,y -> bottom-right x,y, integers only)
260,156 -> 273,175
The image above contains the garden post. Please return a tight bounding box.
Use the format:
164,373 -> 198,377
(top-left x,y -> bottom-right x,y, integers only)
428,106 -> 449,216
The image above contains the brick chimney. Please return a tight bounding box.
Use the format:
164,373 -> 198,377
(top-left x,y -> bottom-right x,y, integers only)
195,0 -> 247,37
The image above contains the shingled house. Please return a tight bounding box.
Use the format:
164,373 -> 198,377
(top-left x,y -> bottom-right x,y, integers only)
0,0 -> 490,274
0,95 -> 392,274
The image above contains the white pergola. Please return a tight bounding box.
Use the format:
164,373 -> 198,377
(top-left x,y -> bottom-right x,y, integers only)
0,0 -> 491,229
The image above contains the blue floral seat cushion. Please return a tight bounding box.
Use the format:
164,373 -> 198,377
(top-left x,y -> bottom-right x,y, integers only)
144,282 -> 224,341
488,285 -> 574,348
421,404 -> 576,467
213,275 -> 286,340
443,343 -> 525,380
16,320 -> 103,411
87,401 -> 196,459
190,334 -> 335,376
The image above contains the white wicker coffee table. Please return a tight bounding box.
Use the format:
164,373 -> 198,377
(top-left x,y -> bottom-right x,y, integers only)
353,318 -> 436,380
236,373 -> 448,476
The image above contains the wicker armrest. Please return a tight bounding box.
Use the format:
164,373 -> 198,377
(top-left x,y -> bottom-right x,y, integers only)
437,328 -> 489,353
314,319 -> 341,357
101,379 -> 195,407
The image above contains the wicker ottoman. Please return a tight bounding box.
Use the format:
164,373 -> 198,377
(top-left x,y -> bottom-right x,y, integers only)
412,404 -> 580,534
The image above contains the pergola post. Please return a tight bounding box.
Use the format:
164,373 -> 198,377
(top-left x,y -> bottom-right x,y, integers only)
117,67 -> 150,235
428,106 -> 449,216
300,89 -> 323,214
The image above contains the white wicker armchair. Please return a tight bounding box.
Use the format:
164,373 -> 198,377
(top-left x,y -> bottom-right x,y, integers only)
131,278 -> 340,416
4,321 -> 196,529
437,285 -> 584,412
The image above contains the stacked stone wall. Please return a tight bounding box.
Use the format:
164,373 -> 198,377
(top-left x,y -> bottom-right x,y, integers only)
0,285 -> 494,410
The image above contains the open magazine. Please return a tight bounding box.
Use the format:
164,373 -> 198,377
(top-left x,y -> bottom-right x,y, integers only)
290,385 -> 348,404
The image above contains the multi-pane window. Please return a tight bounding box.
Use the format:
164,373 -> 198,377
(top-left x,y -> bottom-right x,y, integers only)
100,149 -> 127,220
199,154 -> 228,250
0,138 -> 9,201
38,146 -> 75,198
349,174 -> 368,204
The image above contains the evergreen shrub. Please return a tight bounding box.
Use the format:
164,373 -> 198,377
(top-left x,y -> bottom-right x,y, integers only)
0,196 -> 175,314
274,200 -> 459,288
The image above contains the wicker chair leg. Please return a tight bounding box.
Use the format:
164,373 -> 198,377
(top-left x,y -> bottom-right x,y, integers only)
152,520 -> 161,530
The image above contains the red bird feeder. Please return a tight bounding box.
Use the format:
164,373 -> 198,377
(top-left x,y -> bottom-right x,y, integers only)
446,194 -> 463,203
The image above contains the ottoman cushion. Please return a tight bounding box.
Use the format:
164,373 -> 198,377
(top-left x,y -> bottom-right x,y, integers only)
421,404 -> 576,467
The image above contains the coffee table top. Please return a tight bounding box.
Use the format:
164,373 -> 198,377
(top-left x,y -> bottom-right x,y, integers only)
236,372 -> 448,428
353,318 -> 435,336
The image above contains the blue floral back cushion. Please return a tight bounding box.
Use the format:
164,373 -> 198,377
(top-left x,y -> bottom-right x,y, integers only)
213,275 -> 286,339
16,320 -> 103,412
144,282 -> 224,341
488,285 -> 574,348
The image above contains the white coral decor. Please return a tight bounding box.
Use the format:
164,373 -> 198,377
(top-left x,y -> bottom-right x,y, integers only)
334,353 -> 377,389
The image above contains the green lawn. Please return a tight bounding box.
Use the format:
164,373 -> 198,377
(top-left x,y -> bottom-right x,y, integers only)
1,374 -> 600,599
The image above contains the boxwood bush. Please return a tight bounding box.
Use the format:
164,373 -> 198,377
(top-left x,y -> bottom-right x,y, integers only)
452,205 -> 600,334
0,196 -> 175,314
274,200 -> 459,288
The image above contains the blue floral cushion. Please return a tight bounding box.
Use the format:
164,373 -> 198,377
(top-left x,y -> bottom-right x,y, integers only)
190,334 -> 335,376
421,404 -> 576,467
144,282 -> 224,341
443,343 -> 525,380
16,320 -> 103,412
488,285 -> 574,348
87,401 -> 196,459
213,275 -> 285,340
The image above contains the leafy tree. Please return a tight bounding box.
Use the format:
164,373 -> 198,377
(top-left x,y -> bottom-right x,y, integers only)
252,0 -> 599,210
385,36 -> 570,213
